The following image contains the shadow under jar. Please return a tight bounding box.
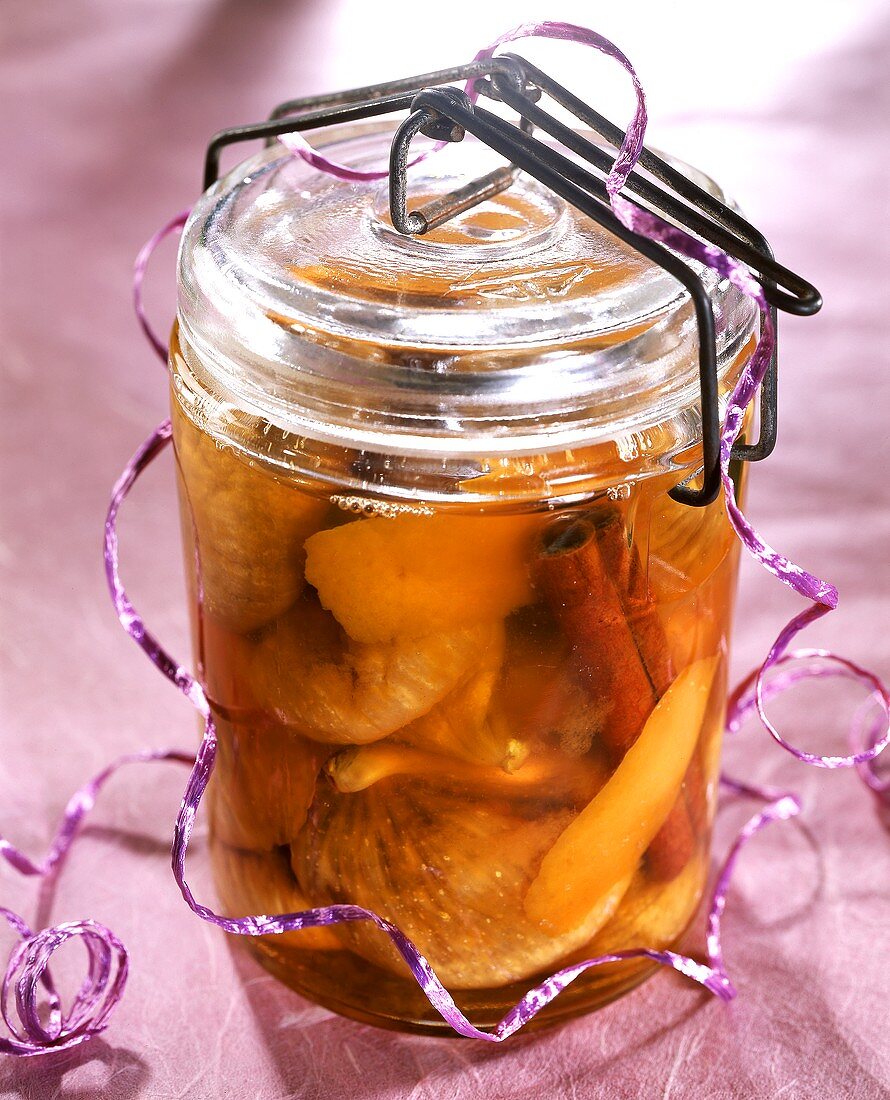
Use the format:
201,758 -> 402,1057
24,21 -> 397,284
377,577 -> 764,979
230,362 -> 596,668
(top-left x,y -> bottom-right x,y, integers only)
170,120 -> 756,1035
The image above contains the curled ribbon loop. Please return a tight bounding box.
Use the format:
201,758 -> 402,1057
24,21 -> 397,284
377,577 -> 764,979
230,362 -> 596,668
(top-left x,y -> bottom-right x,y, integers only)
2,20 -> 887,1056
0,749 -> 193,1055
0,919 -> 128,1056
133,209 -> 190,362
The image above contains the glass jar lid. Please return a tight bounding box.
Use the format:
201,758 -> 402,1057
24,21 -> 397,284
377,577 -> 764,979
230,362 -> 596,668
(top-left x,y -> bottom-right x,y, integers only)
177,120 -> 755,458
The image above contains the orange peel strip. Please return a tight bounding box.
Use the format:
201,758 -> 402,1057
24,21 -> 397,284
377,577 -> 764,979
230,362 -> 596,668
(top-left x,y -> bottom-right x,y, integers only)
524,656 -> 718,935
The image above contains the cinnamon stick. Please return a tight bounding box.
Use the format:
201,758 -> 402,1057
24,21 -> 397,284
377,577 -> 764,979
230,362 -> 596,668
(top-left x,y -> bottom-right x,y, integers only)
599,512 -> 707,881
535,510 -> 699,882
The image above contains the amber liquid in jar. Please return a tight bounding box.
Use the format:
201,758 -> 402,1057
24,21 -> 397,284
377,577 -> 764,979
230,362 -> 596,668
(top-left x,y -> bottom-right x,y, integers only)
171,338 -> 744,1033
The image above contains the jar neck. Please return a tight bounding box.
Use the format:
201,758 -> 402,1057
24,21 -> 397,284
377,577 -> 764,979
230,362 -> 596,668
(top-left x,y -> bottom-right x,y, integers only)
170,323 -> 755,511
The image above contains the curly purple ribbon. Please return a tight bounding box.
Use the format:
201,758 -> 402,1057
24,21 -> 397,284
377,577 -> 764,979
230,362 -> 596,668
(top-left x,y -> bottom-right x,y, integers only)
3,21 -> 888,1055
2,505 -> 802,1045
133,209 -> 191,361
0,749 -> 192,1055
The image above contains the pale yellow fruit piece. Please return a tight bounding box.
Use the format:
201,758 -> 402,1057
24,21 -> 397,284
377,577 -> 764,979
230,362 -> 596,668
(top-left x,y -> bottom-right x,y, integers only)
402,703 -> 529,773
251,597 -> 500,744
326,742 -> 608,799
173,407 -> 329,634
211,843 -> 342,951
524,656 -> 718,935
291,779 -> 628,989
398,621 -> 527,769
303,513 -> 541,643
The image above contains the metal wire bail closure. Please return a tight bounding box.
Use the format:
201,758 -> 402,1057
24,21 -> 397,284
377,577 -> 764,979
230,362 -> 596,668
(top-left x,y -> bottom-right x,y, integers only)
201,53 -> 823,508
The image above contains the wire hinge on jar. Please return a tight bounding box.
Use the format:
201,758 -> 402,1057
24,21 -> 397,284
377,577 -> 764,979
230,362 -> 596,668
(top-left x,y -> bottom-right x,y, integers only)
202,56 -> 821,508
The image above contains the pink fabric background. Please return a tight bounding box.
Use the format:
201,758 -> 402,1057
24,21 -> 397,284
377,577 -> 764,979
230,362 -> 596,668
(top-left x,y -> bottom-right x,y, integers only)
1,2 -> 888,1096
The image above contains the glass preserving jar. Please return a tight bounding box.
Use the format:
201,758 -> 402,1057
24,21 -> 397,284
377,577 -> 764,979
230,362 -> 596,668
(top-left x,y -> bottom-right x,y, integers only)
170,120 -> 756,1034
